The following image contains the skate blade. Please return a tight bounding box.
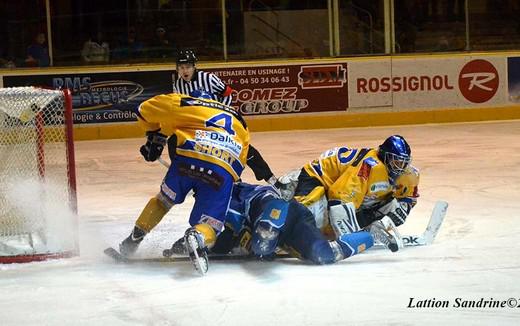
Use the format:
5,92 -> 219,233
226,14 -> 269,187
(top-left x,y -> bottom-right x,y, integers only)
185,235 -> 208,276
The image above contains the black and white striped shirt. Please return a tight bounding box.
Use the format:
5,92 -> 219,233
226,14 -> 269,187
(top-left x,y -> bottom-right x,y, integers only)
172,70 -> 233,106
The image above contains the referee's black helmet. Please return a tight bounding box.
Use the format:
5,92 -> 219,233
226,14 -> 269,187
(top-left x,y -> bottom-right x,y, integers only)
176,49 -> 197,65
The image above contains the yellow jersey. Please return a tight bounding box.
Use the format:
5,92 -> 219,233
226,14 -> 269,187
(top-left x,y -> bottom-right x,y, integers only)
137,93 -> 250,180
302,147 -> 393,209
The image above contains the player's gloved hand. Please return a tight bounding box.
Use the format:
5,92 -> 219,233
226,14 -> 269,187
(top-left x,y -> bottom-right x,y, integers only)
140,130 -> 167,162
270,177 -> 297,201
377,198 -> 409,227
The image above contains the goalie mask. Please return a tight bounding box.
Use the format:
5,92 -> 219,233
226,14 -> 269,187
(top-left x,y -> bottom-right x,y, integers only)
378,135 -> 411,180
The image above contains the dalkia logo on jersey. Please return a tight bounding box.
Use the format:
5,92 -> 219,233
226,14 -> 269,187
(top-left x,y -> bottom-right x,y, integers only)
458,59 -> 499,103
194,130 -> 242,157
298,64 -> 347,89
370,182 -> 391,192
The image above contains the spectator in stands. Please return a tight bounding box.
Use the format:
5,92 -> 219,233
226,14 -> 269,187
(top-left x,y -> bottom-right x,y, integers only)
148,26 -> 174,60
0,44 -> 15,68
112,27 -> 144,62
0,56 -> 16,68
25,32 -> 50,67
434,35 -> 450,52
81,33 -> 110,64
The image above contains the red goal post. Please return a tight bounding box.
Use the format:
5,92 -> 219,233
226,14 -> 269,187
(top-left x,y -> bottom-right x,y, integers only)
0,87 -> 78,263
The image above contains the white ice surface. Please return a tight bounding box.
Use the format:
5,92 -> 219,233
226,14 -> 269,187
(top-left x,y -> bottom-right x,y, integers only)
2,121 -> 520,326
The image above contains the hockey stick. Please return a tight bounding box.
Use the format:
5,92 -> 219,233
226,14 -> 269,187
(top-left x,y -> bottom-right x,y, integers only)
158,157 -> 170,168
105,202 -> 447,263
104,247 -> 292,263
373,200 -> 448,249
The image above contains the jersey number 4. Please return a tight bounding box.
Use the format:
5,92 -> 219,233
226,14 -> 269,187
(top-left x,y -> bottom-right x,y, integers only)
205,113 -> 235,135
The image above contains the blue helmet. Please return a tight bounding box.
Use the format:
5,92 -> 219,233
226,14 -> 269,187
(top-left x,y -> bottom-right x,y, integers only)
189,89 -> 214,100
378,135 -> 411,179
251,198 -> 288,257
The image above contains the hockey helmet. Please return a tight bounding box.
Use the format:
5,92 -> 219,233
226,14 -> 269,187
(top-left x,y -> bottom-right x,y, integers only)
378,135 -> 411,179
176,49 -> 197,65
189,89 -> 214,100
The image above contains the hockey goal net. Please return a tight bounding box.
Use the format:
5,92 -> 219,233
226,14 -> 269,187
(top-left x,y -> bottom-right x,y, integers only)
0,87 -> 77,263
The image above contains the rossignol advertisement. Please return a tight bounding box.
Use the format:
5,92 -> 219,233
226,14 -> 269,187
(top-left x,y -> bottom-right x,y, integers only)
2,70 -> 173,124
1,54 -> 514,125
348,56 -> 507,109
207,63 -> 348,115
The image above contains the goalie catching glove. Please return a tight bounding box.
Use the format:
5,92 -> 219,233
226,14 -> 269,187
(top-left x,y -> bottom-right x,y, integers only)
140,130 -> 167,162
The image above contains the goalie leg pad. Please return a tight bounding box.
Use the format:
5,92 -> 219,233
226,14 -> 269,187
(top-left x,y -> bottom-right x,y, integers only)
328,201 -> 360,236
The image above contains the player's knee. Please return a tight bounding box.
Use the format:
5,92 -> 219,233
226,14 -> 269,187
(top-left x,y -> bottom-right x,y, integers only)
307,240 -> 336,265
156,192 -> 174,210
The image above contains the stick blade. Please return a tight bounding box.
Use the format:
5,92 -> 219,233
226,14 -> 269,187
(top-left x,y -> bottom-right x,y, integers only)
423,200 -> 448,245
104,247 -> 129,263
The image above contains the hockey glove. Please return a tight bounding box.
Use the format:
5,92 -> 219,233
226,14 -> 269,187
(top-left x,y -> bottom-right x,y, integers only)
140,130 -> 167,162
377,198 -> 409,227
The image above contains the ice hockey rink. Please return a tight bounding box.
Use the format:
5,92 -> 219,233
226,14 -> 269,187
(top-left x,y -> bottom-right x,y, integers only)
2,119 -> 520,326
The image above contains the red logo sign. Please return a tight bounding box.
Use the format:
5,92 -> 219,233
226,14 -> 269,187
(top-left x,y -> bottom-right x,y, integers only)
458,59 -> 499,103
298,65 -> 346,89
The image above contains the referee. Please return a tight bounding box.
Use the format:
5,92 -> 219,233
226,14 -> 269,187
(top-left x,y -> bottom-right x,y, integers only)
172,49 -> 277,185
173,50 -> 233,105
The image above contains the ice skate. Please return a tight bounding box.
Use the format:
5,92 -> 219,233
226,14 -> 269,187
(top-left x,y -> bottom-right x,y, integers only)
184,228 -> 209,276
119,226 -> 145,257
163,237 -> 187,257
368,221 -> 399,252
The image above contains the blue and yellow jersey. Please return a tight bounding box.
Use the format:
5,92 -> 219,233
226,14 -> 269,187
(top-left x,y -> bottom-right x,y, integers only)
137,93 -> 250,180
302,147 -> 393,209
